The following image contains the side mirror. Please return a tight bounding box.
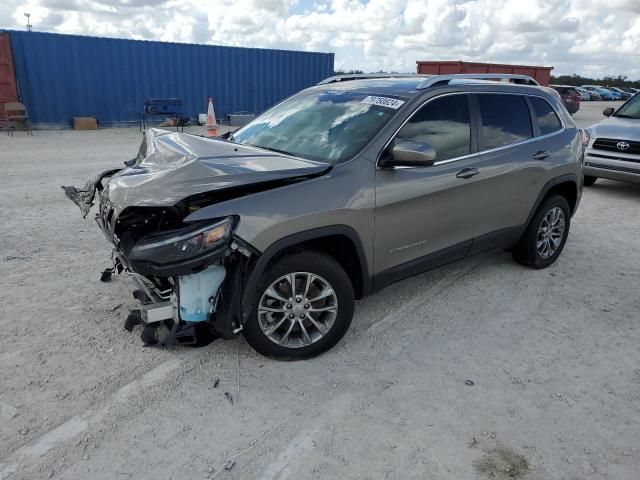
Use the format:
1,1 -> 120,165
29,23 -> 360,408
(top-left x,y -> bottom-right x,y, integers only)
383,141 -> 436,167
603,107 -> 614,117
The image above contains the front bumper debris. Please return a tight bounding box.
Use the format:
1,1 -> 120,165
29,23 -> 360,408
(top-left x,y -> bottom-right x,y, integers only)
112,251 -> 231,347
61,169 -> 121,218
140,301 -> 174,324
61,130 -> 261,348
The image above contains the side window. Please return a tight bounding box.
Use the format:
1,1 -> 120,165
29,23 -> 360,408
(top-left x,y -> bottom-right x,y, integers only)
394,95 -> 471,162
529,96 -> 562,136
477,94 -> 532,150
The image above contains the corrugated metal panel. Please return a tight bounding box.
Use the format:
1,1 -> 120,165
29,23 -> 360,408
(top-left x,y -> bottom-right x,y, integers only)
7,30 -> 334,127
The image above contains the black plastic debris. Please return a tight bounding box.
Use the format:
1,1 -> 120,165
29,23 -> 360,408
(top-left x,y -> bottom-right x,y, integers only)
141,324 -> 159,346
465,379 -> 475,386
132,289 -> 150,304
137,321 -> 220,348
124,310 -> 143,332
100,268 -> 113,282
224,392 -> 233,405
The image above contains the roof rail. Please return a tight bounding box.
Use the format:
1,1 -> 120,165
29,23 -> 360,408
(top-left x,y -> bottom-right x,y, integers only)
317,73 -> 430,85
317,73 -> 540,88
417,74 -> 539,89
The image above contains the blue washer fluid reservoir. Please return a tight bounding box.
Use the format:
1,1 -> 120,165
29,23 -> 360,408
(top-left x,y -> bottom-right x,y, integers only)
178,265 -> 226,322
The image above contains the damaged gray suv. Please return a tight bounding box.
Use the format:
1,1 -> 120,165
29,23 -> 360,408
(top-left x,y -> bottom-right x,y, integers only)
64,73 -> 583,358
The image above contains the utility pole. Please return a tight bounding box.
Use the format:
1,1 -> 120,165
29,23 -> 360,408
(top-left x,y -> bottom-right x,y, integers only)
24,13 -> 32,32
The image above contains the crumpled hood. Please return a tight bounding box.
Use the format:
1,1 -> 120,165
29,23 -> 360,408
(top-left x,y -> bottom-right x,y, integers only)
105,128 -> 330,209
587,116 -> 640,141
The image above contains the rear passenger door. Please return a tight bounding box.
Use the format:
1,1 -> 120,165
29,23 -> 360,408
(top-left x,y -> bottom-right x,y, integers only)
468,93 -> 556,252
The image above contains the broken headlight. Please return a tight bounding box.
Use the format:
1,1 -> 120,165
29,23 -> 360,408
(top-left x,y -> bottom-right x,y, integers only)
129,217 -> 234,264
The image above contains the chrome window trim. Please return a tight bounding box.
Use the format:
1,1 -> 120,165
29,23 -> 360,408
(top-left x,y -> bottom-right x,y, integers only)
376,91 -> 567,168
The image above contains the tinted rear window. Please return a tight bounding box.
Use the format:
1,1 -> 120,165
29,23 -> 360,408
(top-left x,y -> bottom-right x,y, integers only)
477,94 -> 533,150
529,97 -> 562,135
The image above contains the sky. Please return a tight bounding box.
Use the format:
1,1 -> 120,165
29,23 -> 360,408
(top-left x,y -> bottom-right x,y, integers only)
1,0 -> 639,78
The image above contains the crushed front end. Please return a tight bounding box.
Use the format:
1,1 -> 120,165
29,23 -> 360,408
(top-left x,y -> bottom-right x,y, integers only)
100,205 -> 252,346
62,129 -> 257,346
63,128 -> 330,347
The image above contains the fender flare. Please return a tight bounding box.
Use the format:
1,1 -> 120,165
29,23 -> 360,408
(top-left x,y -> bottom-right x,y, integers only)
239,225 -> 371,322
525,173 -> 580,227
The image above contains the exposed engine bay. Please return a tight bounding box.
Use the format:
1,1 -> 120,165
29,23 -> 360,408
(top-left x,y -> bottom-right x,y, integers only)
62,128 -> 329,347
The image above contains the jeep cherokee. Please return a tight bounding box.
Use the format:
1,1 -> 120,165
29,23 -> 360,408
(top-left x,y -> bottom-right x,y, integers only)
64,73 -> 583,358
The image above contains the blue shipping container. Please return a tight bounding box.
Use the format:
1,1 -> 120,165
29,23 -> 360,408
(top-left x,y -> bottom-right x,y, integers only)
7,30 -> 334,127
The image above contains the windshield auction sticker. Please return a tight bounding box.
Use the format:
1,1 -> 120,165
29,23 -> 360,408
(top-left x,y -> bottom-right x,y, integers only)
360,96 -> 406,109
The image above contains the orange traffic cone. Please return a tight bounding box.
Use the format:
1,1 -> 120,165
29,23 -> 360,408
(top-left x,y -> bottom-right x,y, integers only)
206,98 -> 218,137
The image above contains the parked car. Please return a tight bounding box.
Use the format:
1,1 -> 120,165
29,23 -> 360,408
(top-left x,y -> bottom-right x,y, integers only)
604,89 -> 622,100
63,73 -> 583,358
583,93 -> 640,186
608,87 -> 633,100
582,86 -> 617,101
603,88 -> 622,100
549,85 -> 581,114
585,89 -> 602,101
575,87 -> 592,101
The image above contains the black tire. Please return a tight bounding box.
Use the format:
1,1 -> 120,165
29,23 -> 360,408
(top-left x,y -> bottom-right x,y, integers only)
584,176 -> 597,187
243,251 -> 355,359
512,195 -> 571,269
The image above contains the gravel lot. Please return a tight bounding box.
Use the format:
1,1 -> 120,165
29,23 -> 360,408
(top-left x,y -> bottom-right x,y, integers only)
1,101 -> 639,480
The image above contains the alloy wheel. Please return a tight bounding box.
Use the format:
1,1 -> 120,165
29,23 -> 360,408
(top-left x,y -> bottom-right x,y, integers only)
536,207 -> 565,259
257,272 -> 338,348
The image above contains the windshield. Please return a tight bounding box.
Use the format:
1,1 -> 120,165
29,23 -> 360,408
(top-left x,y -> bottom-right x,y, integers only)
232,89 -> 404,164
614,94 -> 640,119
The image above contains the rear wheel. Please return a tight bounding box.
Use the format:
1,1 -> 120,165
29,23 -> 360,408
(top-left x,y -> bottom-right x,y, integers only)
584,176 -> 597,187
244,251 -> 355,359
512,195 -> 571,269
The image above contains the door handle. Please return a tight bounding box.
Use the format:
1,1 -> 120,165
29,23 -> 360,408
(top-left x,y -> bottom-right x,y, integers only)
533,150 -> 551,160
456,167 -> 480,179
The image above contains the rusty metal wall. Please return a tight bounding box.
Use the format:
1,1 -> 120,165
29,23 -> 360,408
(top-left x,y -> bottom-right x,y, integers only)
0,32 -> 19,109
417,61 -> 553,86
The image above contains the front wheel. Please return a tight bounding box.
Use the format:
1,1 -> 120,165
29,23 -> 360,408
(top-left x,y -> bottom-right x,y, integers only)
584,176 -> 597,187
512,195 -> 571,269
243,251 -> 355,359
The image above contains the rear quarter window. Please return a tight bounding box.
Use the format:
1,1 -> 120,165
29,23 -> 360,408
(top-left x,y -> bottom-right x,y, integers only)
529,97 -> 562,136
477,94 -> 532,150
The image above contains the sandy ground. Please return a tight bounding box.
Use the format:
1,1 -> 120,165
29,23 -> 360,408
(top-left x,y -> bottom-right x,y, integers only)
1,103 -> 639,480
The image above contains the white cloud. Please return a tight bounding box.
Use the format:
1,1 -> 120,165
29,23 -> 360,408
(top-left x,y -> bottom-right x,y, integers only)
1,0 -> 639,78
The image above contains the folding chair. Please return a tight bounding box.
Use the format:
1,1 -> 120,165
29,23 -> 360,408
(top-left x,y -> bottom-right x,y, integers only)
4,101 -> 33,136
